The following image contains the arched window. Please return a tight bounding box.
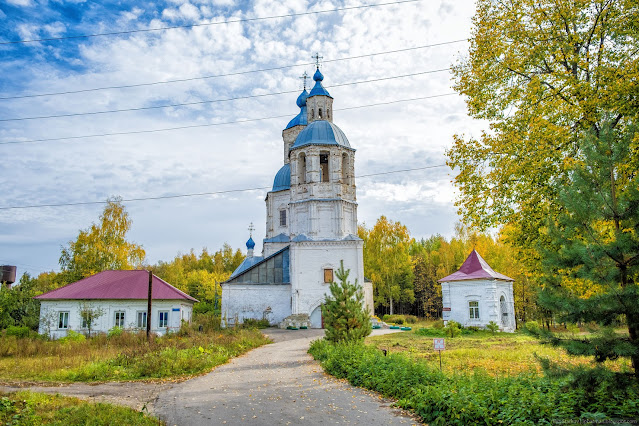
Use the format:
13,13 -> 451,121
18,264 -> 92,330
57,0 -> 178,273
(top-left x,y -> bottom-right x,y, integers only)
311,109 -> 314,119
341,153 -> 349,184
327,108 -> 330,119
320,151 -> 329,182
318,108 -> 323,119
500,296 -> 508,326
299,153 -> 306,184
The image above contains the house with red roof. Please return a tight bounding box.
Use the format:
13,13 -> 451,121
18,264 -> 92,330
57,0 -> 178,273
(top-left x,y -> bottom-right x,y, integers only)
438,250 -> 516,332
35,270 -> 198,339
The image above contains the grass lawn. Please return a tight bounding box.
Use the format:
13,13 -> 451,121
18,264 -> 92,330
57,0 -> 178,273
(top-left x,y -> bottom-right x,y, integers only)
1,391 -> 161,425
366,324 -> 631,376
0,326 -> 269,383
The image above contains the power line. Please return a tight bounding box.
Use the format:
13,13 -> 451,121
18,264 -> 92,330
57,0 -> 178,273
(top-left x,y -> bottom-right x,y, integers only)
2,0 -> 422,45
1,69 -> 450,122
0,93 -> 457,146
0,164 -> 448,211
0,41 -> 466,100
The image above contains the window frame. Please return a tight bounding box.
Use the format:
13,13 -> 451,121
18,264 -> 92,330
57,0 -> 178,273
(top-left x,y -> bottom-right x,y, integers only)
58,311 -> 69,329
158,311 -> 169,328
137,311 -> 148,328
279,209 -> 287,227
323,268 -> 334,284
114,311 -> 125,328
468,301 -> 480,320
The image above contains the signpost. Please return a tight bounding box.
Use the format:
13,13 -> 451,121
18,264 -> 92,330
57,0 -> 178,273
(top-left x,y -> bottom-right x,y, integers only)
433,338 -> 445,371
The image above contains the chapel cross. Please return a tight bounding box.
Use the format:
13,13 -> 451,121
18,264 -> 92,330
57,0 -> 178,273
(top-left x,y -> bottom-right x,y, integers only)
312,52 -> 323,69
299,71 -> 309,90
248,222 -> 255,238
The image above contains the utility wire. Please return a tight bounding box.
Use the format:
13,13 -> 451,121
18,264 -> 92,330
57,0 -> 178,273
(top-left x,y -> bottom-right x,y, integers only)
0,164 -> 448,211
0,93 -> 457,145
1,69 -> 450,122
2,0 -> 422,45
0,41 -> 466,100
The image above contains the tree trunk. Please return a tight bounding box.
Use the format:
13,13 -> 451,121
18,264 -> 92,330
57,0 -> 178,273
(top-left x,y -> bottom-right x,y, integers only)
389,297 -> 394,316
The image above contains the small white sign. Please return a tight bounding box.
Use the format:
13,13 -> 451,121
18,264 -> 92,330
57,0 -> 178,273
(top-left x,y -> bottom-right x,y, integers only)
433,338 -> 445,351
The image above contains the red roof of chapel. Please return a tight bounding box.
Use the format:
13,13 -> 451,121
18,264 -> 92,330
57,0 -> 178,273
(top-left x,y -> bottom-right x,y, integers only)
35,270 -> 198,302
438,250 -> 514,283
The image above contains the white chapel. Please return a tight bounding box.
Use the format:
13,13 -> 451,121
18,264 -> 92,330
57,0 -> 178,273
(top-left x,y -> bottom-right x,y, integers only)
221,65 -> 374,328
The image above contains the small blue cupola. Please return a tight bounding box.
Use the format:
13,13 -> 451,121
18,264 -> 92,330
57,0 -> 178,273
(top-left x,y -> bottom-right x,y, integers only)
246,236 -> 255,250
309,68 -> 332,98
285,89 -> 308,130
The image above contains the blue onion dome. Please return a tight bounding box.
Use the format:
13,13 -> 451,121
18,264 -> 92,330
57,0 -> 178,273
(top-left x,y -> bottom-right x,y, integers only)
272,163 -> 291,191
296,89 -> 308,107
309,68 -> 332,98
246,236 -> 255,250
291,120 -> 351,150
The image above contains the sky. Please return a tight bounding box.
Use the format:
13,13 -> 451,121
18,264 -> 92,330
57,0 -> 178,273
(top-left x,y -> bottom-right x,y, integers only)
0,0 -> 485,279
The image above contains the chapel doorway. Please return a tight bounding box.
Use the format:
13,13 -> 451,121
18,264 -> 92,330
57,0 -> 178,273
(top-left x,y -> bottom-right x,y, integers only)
310,305 -> 323,328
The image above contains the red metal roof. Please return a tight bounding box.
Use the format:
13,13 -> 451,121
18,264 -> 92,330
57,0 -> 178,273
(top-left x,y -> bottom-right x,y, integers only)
35,270 -> 198,302
438,250 -> 514,282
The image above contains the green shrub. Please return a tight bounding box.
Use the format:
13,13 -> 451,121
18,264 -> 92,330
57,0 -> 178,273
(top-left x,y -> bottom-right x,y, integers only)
59,330 -> 86,344
444,321 -> 461,338
486,321 -> 499,334
567,323 -> 580,335
465,326 -> 481,332
415,327 -> 445,337
241,318 -> 270,329
404,315 -> 418,324
432,319 -> 444,329
5,325 -> 32,338
107,327 -> 124,338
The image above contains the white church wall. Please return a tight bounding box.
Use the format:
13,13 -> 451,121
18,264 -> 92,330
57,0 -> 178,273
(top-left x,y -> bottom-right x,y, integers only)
289,239 -> 365,328
38,299 -> 194,339
265,190 -> 291,239
441,279 -> 515,332
221,284 -> 292,327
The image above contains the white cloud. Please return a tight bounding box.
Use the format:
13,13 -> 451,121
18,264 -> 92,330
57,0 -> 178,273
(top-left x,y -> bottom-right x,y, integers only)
6,0 -> 33,6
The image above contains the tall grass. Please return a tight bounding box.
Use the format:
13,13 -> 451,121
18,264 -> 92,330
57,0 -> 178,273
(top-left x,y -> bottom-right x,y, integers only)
0,391 -> 161,425
0,317 -> 269,382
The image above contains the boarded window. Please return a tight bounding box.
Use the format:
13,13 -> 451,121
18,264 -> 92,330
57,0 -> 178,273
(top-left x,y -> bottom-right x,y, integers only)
324,268 -> 333,283
279,210 -> 287,227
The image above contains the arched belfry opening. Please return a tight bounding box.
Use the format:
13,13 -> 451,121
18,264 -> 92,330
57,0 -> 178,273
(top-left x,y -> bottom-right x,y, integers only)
341,153 -> 349,184
318,108 -> 323,119
320,151 -> 329,182
299,153 -> 307,184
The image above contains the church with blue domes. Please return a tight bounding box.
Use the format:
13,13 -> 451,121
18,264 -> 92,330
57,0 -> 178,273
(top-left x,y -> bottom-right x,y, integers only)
221,64 -> 373,328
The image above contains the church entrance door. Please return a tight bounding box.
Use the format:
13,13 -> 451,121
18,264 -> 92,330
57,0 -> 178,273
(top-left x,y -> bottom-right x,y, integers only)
310,305 -> 323,329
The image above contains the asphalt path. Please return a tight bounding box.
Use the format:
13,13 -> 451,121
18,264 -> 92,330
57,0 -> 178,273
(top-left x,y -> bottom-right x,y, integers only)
154,328 -> 419,425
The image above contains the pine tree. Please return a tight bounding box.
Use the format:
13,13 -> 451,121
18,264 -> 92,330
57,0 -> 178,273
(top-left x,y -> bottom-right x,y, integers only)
537,123 -> 639,377
322,261 -> 372,343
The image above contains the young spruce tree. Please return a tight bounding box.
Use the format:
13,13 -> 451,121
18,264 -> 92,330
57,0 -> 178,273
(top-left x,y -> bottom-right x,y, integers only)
537,123 -> 639,377
322,261 -> 372,343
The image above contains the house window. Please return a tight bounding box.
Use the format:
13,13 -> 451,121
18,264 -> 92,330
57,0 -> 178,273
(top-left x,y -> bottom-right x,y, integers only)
324,268 -> 334,283
58,311 -> 69,329
137,311 -> 147,328
81,317 -> 88,329
320,151 -> 329,182
469,301 -> 480,320
114,311 -> 125,327
159,311 -> 169,328
279,210 -> 287,227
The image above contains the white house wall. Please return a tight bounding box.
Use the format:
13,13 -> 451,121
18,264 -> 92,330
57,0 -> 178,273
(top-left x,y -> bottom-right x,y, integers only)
441,279 -> 516,332
38,299 -> 194,339
221,284 -> 292,327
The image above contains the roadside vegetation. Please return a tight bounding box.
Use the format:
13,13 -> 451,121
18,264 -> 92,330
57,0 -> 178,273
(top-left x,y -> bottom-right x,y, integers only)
0,315 -> 269,383
310,324 -> 638,424
0,391 -> 161,425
